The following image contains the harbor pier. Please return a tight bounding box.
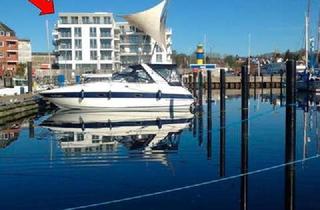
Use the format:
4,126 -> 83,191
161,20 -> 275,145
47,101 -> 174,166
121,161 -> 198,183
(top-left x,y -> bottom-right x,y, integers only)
185,75 -> 284,90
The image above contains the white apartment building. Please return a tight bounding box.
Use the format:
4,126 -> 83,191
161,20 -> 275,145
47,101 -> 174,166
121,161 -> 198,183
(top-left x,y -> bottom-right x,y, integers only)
53,13 -> 121,73
18,39 -> 32,64
53,12 -> 172,73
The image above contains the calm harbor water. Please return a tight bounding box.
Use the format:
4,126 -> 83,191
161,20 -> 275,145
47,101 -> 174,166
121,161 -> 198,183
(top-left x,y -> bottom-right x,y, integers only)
0,92 -> 319,210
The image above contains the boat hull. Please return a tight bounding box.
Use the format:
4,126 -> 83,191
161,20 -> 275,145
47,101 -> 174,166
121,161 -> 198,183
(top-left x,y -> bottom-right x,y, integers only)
46,97 -> 194,111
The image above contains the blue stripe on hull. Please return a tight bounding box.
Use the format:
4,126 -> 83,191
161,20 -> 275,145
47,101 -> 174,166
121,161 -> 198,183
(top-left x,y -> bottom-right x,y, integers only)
41,92 -> 194,99
41,118 -> 193,129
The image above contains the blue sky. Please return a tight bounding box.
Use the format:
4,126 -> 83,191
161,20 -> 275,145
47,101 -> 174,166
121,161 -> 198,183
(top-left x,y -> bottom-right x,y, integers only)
0,0 -> 318,55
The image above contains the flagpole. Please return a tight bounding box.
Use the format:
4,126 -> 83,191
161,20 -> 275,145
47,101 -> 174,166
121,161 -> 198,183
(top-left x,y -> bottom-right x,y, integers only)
46,19 -> 52,83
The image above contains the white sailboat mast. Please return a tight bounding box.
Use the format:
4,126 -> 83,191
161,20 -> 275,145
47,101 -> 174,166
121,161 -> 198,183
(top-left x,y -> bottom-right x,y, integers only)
248,33 -> 251,74
317,8 -> 320,64
305,0 -> 311,69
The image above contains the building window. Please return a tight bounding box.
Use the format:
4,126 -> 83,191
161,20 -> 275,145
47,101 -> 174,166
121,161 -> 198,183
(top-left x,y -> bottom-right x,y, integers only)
100,40 -> 111,49
60,28 -> 71,38
71,16 -> 78,24
77,133 -> 84,141
156,45 -> 162,52
100,51 -> 112,60
75,51 -> 82,60
93,17 -> 100,24
0,31 -> 4,36
74,28 -> 82,37
82,16 -> 90,24
0,52 -> 3,58
130,26 -> 136,32
0,41 -> 3,47
75,39 -> 82,49
60,51 -> 72,61
103,17 -> 111,24
60,16 -> 68,24
100,28 -> 111,37
90,39 -> 97,49
90,27 -> 97,37
90,51 -> 98,60
156,54 -> 163,63
60,40 -> 72,49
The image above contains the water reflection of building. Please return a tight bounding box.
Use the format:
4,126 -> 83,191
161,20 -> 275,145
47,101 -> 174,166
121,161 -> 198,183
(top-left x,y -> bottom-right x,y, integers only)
58,132 -> 118,154
0,123 -> 21,149
41,110 -> 193,165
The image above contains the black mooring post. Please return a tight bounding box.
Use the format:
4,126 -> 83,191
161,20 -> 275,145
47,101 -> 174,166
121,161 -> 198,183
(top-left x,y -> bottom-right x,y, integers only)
198,70 -> 203,109
197,70 -> 204,145
241,65 -> 249,210
29,119 -> 35,139
189,74 -> 193,91
280,71 -> 284,107
198,109 -> 203,146
207,70 -> 212,111
27,62 -> 33,93
254,73 -> 257,100
207,70 -> 212,159
270,73 -> 273,104
285,60 -> 296,210
193,114 -> 198,138
261,73 -> 264,102
220,69 -> 226,177
193,71 -> 198,99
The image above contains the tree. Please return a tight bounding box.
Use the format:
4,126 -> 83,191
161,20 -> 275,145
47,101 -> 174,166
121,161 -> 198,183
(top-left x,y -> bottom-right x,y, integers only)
172,51 -> 191,68
16,63 -> 26,78
224,55 -> 236,68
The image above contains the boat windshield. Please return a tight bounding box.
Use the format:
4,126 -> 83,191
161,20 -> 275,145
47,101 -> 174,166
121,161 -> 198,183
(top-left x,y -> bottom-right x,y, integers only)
83,75 -> 111,83
112,68 -> 154,83
154,67 -> 182,86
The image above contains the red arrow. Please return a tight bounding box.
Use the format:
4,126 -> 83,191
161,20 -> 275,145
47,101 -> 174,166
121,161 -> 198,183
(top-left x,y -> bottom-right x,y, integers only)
29,0 -> 55,15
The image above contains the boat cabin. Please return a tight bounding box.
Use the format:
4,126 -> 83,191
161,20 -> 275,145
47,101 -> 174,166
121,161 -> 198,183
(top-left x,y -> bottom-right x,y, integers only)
112,64 -> 182,86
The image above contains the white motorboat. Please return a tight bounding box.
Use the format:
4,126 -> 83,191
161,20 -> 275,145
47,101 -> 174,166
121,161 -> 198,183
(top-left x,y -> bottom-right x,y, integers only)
40,64 -> 195,112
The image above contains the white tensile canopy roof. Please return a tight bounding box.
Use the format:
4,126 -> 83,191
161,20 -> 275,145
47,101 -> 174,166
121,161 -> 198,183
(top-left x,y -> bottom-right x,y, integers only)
123,0 -> 168,51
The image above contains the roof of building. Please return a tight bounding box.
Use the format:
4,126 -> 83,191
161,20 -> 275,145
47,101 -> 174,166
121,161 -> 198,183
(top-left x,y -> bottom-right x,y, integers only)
0,22 -> 15,36
58,12 -> 113,16
32,52 -> 55,56
18,39 -> 31,42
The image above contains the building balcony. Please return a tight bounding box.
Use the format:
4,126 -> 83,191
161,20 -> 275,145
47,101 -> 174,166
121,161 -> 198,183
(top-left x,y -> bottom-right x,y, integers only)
6,39 -> 18,43
58,45 -> 72,50
57,20 -> 113,25
6,49 -> 18,53
7,59 -> 18,63
100,45 -> 113,50
100,56 -> 112,61
58,33 -> 72,39
100,33 -> 112,38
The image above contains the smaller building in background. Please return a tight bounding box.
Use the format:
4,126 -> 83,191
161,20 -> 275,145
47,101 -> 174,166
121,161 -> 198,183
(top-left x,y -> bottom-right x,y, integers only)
118,22 -> 172,67
18,39 -> 32,64
0,22 -> 18,78
32,52 -> 56,78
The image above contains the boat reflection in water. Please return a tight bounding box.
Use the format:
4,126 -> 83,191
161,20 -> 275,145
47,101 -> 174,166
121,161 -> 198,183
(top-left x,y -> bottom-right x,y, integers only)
41,110 -> 193,165
297,92 -> 320,158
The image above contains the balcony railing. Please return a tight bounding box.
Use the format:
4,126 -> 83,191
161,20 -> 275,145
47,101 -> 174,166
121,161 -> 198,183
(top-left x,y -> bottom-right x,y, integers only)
101,56 -> 112,60
60,33 -> 72,38
100,33 -> 112,38
100,45 -> 112,49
